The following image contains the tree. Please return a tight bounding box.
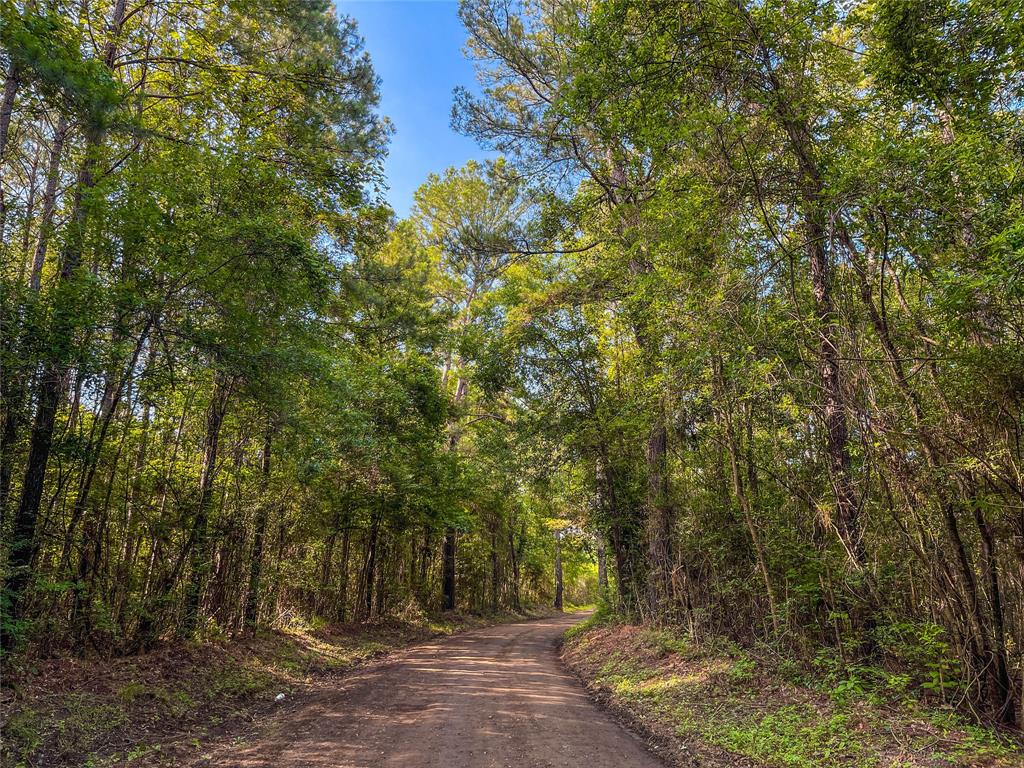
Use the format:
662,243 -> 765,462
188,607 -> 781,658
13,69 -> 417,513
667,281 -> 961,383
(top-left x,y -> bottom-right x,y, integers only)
455,0 -> 1024,725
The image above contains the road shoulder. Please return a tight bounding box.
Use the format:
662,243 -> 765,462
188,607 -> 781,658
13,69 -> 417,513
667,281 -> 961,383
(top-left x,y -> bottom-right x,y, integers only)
1,610 -> 549,768
561,617 -> 1024,768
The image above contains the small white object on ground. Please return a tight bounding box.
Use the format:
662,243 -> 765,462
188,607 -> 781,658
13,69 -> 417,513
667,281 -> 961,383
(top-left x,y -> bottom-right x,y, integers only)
275,693 -> 286,701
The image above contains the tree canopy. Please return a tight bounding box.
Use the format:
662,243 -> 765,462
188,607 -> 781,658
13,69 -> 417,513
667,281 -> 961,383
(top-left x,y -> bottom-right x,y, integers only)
2,0 -> 1024,733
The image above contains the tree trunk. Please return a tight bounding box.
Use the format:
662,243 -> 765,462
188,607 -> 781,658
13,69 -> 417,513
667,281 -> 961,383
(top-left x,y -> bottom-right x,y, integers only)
806,210 -> 865,568
972,493 -> 1016,724
319,530 -> 337,615
60,323 -> 150,574
442,528 -> 456,611
5,362 -> 65,632
361,513 -> 381,620
373,535 -> 388,617
181,373 -> 232,637
553,530 -> 564,611
113,400 -> 150,633
722,380 -> 779,636
0,372 -> 22,531
29,118 -> 69,291
244,426 -> 273,631
598,451 -> 637,610
731,0 -> 866,570
490,526 -> 499,612
4,0 -> 129,638
16,145 -> 40,282
0,63 -> 21,237
67,352 -> 140,646
441,372 -> 469,610
0,64 -> 19,164
418,528 -> 431,600
645,409 -> 673,614
606,151 -> 675,616
508,526 -> 522,612
337,519 -> 351,623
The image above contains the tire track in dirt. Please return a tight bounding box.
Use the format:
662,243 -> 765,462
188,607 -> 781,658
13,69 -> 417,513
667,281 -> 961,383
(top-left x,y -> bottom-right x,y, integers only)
197,612 -> 666,768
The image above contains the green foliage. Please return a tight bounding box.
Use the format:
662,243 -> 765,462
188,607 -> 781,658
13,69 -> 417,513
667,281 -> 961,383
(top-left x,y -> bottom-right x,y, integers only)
455,0 -> 1024,730
641,628 -> 690,658
875,621 -> 962,697
4,0 -> 1024,761
0,2 -> 122,126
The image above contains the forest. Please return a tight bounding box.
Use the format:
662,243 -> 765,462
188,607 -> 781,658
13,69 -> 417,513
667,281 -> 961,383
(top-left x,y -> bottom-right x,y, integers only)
1,0 -> 1024,758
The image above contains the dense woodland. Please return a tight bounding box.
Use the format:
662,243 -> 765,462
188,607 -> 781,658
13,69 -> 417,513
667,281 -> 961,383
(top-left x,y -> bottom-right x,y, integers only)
2,0 -> 1024,734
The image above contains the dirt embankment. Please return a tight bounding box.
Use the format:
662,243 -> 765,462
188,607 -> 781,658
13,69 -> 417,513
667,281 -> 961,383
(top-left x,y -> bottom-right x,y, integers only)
561,619 -> 1024,768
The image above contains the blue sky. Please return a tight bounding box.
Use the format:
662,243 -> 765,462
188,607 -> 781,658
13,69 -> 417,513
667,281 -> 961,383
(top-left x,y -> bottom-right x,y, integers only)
338,0 -> 492,217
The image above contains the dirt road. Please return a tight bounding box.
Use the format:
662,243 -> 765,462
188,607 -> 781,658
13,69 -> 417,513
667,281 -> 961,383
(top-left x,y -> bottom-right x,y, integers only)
201,612 -> 666,767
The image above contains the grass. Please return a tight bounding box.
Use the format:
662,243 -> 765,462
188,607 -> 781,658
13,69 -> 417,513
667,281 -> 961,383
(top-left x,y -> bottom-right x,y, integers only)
562,620 -> 1024,768
1,608 -> 548,768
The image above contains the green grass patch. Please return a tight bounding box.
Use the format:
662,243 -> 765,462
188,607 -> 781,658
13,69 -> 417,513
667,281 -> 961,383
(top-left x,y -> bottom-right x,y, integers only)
563,622 -> 1024,768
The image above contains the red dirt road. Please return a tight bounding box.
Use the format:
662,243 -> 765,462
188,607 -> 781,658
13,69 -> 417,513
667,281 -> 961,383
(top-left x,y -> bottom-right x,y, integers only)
200,612 -> 666,767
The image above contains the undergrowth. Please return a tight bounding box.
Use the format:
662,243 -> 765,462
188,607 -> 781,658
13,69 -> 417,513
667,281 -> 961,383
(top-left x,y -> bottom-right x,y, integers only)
562,619 -> 1024,768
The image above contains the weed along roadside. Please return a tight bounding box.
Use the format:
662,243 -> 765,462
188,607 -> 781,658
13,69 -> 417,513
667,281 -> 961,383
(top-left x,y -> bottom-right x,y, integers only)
0,610 -> 551,767
561,610 -> 1024,768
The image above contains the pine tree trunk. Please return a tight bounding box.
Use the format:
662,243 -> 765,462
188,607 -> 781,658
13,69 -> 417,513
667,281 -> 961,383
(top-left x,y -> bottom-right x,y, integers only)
490,526 -> 499,612
553,530 -> 564,611
442,528 -> 456,611
181,373 -> 231,637
0,64 -> 19,164
319,530 -> 337,615
4,0 -> 129,639
29,118 -> 68,291
337,519 -> 351,623
0,63 -> 21,237
508,524 -> 522,612
244,426 -> 273,631
418,528 -> 431,601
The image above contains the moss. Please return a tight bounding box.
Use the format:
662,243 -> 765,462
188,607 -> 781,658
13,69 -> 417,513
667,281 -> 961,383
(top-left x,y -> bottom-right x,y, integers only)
207,665 -> 275,699
640,627 -> 689,657
116,681 -> 148,703
153,687 -> 194,718
53,695 -> 131,755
